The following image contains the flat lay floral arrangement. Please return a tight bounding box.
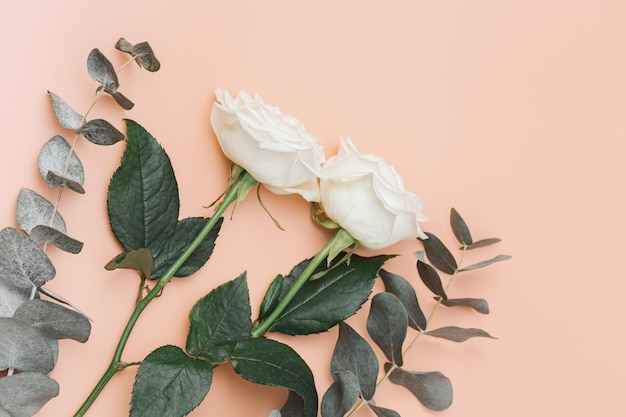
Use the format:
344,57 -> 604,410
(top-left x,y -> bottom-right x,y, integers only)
0,38 -> 510,417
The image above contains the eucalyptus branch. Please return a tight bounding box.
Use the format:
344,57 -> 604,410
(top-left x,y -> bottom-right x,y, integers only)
346,245 -> 469,417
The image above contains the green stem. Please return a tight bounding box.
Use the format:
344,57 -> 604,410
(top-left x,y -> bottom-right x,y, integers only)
73,171 -> 254,417
251,228 -> 351,338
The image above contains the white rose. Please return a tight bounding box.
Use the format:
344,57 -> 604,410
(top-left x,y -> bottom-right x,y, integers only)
319,137 -> 428,250
210,88 -> 325,202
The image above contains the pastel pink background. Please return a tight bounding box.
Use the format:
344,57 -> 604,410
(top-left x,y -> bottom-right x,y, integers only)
1,1 -> 624,416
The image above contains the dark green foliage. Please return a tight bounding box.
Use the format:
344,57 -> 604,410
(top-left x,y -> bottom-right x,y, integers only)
366,293 -> 408,366
232,338 -> 318,417
379,269 -> 427,330
130,345 -> 213,417
267,255 -> 391,335
186,274 -> 251,362
107,120 -> 222,279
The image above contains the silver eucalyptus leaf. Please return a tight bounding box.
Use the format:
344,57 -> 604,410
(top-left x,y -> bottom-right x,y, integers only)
81,119 -> 124,145
47,91 -> 84,131
86,48 -> 118,91
38,135 -> 84,187
0,317 -> 55,374
0,227 -> 55,289
29,225 -> 83,254
0,279 -> 31,318
13,299 -> 91,343
45,171 -> 85,194
16,188 -> 66,235
0,372 -> 59,417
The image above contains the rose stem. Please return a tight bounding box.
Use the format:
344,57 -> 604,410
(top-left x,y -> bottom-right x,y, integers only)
73,170 -> 254,417
250,228 -> 349,338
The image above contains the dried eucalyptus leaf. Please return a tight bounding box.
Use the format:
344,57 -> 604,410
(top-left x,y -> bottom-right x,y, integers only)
0,317 -> 55,373
47,91 -> 84,131
29,225 -> 83,254
16,188 -> 66,235
0,280 -> 31,318
368,403 -> 401,417
104,248 -> 153,280
440,298 -> 489,314
115,38 -> 161,72
421,232 -> 457,274
38,135 -> 84,188
131,42 -> 161,72
465,238 -> 501,250
81,119 -> 124,145
459,254 -> 512,271
380,269 -> 427,331
0,227 -> 55,289
86,48 -> 118,91
416,260 -> 446,300
108,90 -> 134,110
0,372 -> 59,417
366,293 -> 407,366
425,326 -> 496,343
450,208 -> 472,245
45,171 -> 85,194
331,322 -> 378,401
13,299 -> 91,343
115,37 -> 134,53
385,363 -> 453,411
37,287 -> 92,322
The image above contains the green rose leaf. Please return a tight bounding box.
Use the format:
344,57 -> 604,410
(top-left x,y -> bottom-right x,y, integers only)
258,274 -> 284,321
268,254 -> 392,335
186,273 -> 251,362
151,216 -> 223,279
231,338 -> 317,417
107,120 -> 222,279
108,119 -> 179,252
130,345 -> 213,417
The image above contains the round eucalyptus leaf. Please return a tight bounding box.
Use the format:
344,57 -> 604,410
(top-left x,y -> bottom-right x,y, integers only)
47,91 -> 84,131
81,119 -> 124,145
86,48 -> 118,91
0,372 -> 59,417
38,136 -> 84,187
0,227 -> 55,289
13,299 -> 91,343
0,279 -> 31,318
0,317 -> 55,373
29,225 -> 83,254
16,188 -> 66,235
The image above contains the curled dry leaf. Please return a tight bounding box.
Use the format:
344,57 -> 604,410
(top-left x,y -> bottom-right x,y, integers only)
86,48 -> 119,91
104,248 -> 154,280
115,37 -> 161,72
